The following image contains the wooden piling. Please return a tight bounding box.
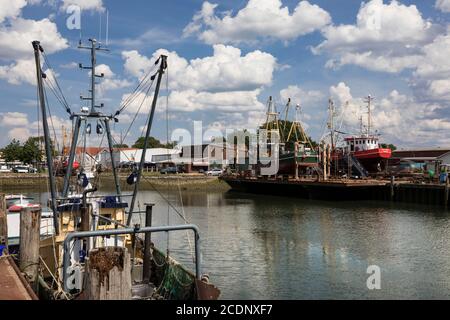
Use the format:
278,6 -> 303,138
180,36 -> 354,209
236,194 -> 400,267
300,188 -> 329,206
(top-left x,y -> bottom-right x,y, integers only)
80,204 -> 90,232
0,194 -> 7,255
390,176 -> 395,201
143,204 -> 154,283
445,176 -> 449,209
84,247 -> 132,300
19,206 -> 41,286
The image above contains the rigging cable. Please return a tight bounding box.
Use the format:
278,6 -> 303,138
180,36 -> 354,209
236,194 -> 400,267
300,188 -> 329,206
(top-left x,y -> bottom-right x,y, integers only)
114,63 -> 158,116
120,76 -> 156,146
42,51 -> 71,115
43,84 -> 63,190
109,134 -> 190,224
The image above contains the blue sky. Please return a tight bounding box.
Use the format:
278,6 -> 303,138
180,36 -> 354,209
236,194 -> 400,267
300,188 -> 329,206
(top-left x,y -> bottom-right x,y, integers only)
1,0 -> 450,149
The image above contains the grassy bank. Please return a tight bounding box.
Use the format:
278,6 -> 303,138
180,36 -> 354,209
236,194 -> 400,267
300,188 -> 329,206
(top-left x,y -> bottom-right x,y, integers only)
0,173 -> 230,192
99,174 -> 230,192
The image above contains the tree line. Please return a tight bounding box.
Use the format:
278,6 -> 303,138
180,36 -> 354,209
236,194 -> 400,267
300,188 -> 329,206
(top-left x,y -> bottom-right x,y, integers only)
114,136 -> 175,149
1,136 -> 175,165
0,137 -> 46,164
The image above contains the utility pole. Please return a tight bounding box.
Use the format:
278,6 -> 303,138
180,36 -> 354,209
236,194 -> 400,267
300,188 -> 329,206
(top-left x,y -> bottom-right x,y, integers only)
32,41 -> 59,235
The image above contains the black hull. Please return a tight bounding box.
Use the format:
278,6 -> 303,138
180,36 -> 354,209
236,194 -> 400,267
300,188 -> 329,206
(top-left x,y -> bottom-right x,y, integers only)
221,177 -> 386,201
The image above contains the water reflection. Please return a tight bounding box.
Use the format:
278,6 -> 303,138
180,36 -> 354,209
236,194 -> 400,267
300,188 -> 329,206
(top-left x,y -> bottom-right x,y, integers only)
2,185 -> 450,299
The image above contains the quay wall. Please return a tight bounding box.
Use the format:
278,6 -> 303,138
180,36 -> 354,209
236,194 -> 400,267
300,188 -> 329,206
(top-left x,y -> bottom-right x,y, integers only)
222,178 -> 450,209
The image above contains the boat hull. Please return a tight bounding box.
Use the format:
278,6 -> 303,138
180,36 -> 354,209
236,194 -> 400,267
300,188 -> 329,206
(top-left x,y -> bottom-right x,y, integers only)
277,151 -> 319,175
220,176 -> 386,201
354,148 -> 391,172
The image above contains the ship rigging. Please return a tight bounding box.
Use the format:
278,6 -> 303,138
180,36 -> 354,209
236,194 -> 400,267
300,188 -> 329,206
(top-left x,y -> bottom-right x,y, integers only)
29,38 -> 219,300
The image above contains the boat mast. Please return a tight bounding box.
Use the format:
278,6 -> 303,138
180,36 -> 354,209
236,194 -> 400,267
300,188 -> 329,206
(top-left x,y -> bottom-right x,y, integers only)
127,55 -> 168,226
32,41 -> 60,235
327,99 -> 335,150
265,96 -> 283,143
63,38 -> 122,198
365,95 -> 373,137
282,98 -> 291,133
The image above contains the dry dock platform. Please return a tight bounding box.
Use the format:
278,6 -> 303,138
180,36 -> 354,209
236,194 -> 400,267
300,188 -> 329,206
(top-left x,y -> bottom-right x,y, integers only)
221,176 -> 450,208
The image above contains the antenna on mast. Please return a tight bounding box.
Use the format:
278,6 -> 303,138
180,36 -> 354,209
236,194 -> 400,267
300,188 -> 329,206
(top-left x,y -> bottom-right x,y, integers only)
78,38 -> 109,113
106,10 -> 109,47
99,11 -> 102,44
364,95 -> 374,136
327,99 -> 335,150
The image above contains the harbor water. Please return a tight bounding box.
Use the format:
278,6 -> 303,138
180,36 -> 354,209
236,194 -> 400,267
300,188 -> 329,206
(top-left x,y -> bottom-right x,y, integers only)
4,186 -> 450,299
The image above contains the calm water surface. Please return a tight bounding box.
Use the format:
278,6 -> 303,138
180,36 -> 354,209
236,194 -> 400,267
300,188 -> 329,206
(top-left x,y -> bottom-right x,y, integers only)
4,186 -> 450,299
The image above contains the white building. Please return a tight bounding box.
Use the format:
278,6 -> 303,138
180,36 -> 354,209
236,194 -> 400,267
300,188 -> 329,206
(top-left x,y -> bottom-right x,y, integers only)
99,148 -> 181,168
176,143 -> 229,172
438,151 -> 450,166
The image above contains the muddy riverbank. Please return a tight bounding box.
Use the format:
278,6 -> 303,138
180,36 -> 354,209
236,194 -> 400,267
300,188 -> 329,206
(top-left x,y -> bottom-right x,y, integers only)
0,173 -> 230,192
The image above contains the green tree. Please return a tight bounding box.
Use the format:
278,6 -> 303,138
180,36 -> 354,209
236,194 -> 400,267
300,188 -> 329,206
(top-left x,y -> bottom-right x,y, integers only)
113,143 -> 129,148
380,143 -> 397,151
2,139 -> 22,163
22,136 -> 43,164
132,136 -> 174,149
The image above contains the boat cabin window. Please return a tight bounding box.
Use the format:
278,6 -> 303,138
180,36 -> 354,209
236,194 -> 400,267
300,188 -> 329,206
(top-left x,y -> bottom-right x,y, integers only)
98,214 -> 113,226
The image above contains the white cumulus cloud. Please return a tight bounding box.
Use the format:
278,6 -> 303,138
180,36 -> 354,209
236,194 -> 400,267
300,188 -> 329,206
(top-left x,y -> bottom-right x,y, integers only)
436,0 -> 450,12
61,0 -> 104,12
0,17 -> 68,61
0,0 -> 27,23
0,112 -> 29,127
122,45 -> 277,92
280,85 -> 325,108
314,0 -> 435,73
183,0 -> 331,45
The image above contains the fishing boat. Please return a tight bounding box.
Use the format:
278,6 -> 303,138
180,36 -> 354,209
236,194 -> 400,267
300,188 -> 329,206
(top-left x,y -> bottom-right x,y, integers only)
335,96 -> 392,174
23,39 -> 219,300
263,97 -> 320,176
5,195 -> 35,210
5,195 -> 54,249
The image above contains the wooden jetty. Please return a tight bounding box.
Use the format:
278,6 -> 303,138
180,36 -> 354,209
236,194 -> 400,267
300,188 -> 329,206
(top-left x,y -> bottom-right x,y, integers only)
0,256 -> 38,300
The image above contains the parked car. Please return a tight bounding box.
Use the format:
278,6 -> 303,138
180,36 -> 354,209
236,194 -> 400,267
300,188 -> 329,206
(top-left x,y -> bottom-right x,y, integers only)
0,165 -> 11,173
28,167 -> 38,173
206,168 -> 223,176
160,166 -> 179,174
13,166 -> 30,173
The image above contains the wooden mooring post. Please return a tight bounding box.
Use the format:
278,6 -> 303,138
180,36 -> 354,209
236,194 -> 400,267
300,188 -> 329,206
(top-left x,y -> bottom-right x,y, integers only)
0,194 -> 7,255
445,176 -> 449,209
390,176 -> 395,201
143,203 -> 154,283
84,247 -> 132,300
19,206 -> 41,287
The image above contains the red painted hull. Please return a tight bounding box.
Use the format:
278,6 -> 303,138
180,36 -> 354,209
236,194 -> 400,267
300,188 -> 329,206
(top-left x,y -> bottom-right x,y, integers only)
354,148 -> 392,160
354,148 -> 392,172
332,148 -> 392,173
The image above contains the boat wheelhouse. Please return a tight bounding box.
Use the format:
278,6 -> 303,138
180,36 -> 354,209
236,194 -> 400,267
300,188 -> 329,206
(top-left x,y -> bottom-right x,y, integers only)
344,136 -> 392,159
343,135 -> 392,172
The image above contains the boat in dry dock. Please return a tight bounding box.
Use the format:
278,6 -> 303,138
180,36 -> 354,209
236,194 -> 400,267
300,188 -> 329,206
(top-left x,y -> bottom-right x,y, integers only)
334,95 -> 392,174
221,94 -> 397,201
